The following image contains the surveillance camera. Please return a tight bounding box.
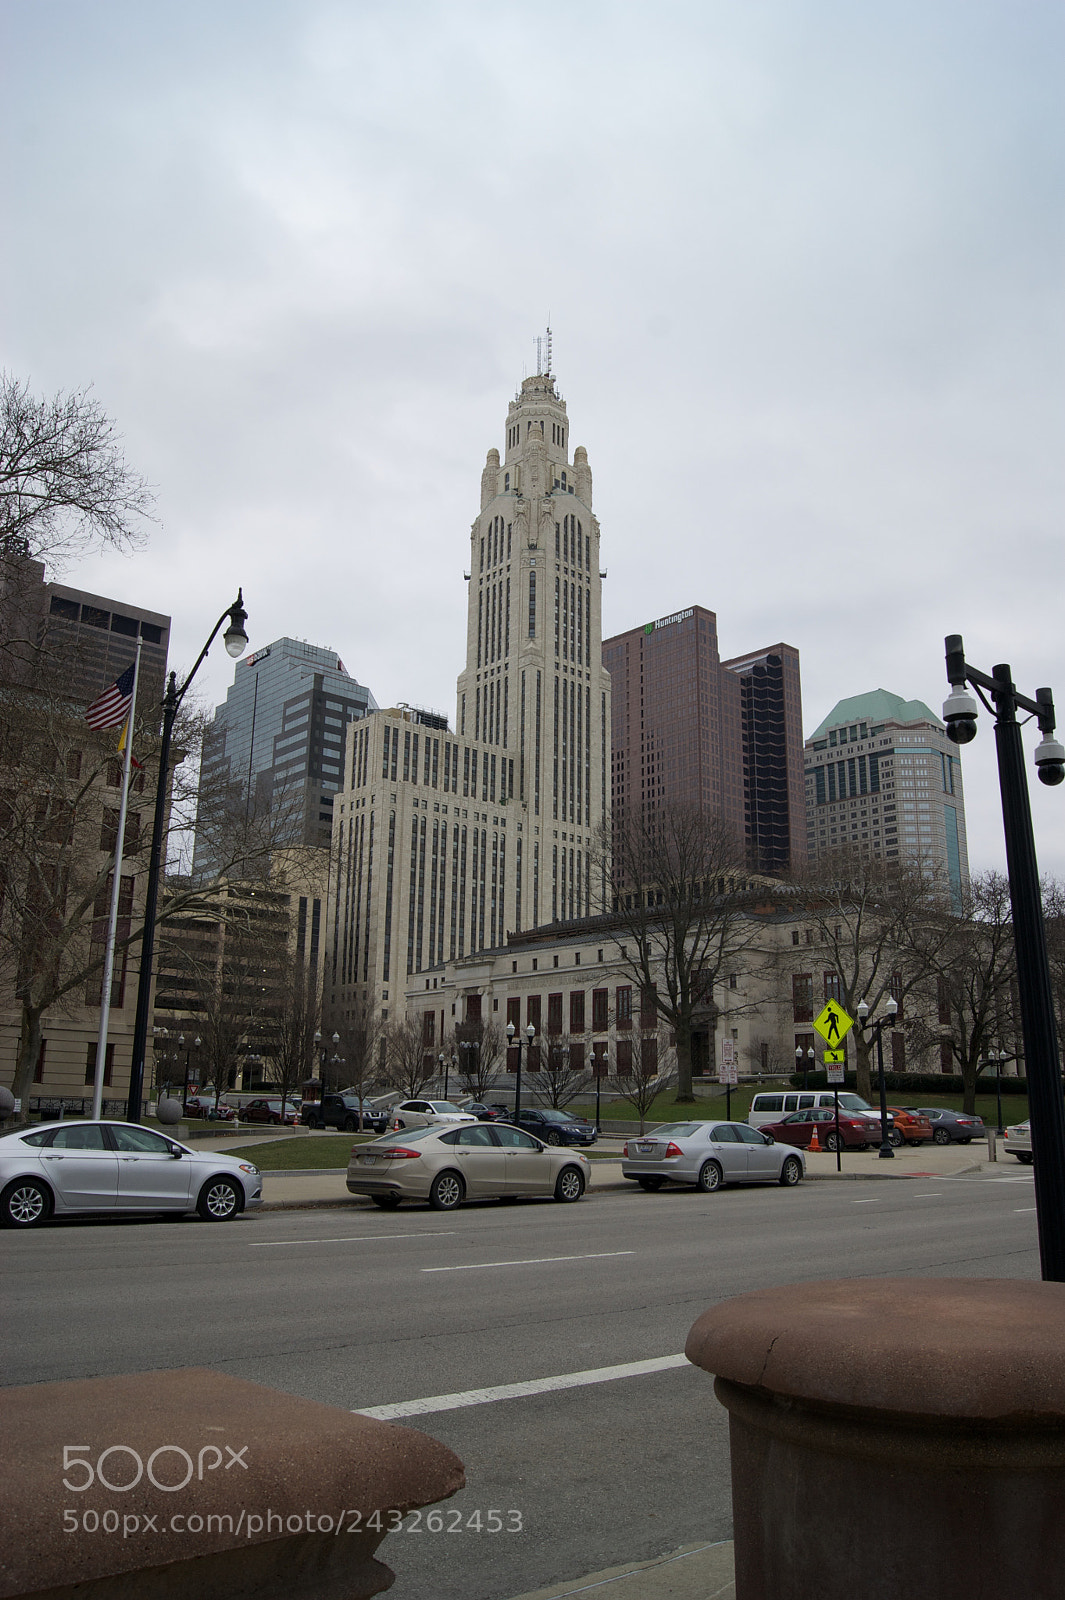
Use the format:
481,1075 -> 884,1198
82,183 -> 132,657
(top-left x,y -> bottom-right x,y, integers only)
1034,734 -> 1065,787
942,687 -> 978,746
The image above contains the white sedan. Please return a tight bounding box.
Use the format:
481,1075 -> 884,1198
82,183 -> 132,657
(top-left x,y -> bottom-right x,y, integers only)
622,1120 -> 806,1192
389,1100 -> 478,1131
1003,1120 -> 1033,1163
0,1121 -> 262,1227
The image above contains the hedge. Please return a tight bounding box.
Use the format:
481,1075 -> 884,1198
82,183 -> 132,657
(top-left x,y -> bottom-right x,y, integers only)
787,1070 -> 1030,1097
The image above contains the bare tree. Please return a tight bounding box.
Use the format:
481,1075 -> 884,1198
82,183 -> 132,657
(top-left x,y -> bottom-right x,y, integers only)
904,871 -> 1018,1114
453,1018 -> 505,1099
1,374 -> 153,569
610,1030 -> 677,1132
790,849 -> 949,1100
329,990 -> 386,1128
262,952 -> 321,1120
596,803 -> 762,1101
528,1033 -> 591,1110
385,1016 -> 437,1100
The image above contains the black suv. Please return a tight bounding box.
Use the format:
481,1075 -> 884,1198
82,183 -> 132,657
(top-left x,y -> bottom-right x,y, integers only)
302,1095 -> 387,1133
510,1108 -> 598,1146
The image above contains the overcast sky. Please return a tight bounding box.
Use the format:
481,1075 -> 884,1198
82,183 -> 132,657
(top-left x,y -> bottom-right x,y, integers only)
4,0 -> 1063,876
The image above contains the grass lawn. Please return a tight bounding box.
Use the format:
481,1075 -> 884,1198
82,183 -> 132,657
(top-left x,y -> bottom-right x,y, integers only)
569,1086 -> 1029,1127
227,1135 -> 373,1170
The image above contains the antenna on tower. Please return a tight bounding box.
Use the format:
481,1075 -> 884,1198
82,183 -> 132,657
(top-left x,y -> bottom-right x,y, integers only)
545,323 -> 553,378
535,334 -> 543,376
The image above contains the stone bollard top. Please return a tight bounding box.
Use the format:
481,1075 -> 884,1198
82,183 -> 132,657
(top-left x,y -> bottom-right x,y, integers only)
686,1277 -> 1065,1424
0,1367 -> 464,1599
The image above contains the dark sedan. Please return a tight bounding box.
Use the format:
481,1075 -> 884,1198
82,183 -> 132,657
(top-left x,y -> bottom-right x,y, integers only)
916,1108 -> 985,1145
511,1108 -> 597,1146
468,1103 -> 510,1121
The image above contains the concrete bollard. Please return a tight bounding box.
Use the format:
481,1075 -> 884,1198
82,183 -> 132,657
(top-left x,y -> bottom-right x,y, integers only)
686,1278 -> 1065,1600
987,1128 -> 997,1160
0,1367 -> 464,1600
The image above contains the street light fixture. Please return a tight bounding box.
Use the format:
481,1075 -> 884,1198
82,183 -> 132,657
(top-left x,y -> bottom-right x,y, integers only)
127,592 -> 249,1122
438,1051 -> 451,1100
943,636 -> 1065,1281
856,996 -> 898,1160
506,1021 -> 537,1122
795,1044 -> 815,1093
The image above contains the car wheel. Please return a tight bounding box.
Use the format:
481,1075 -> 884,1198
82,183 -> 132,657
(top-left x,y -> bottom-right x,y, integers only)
371,1193 -> 401,1208
196,1177 -> 242,1222
305,1113 -> 321,1130
824,1132 -> 842,1153
545,1130 -> 563,1146
890,1129 -> 904,1148
2,1178 -> 52,1228
637,1176 -> 665,1191
933,1127 -> 951,1145
1017,1153 -> 1034,1164
555,1166 -> 585,1202
343,1116 -> 358,1132
429,1171 -> 465,1211
697,1160 -> 723,1193
779,1156 -> 803,1187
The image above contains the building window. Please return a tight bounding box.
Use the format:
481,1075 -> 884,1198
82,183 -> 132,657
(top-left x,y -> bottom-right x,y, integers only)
527,994 -> 542,1034
792,973 -> 813,1023
547,993 -> 563,1035
616,1039 -> 632,1076
616,985 -> 632,1029
592,988 -> 609,1032
85,1042 -> 114,1087
570,991 -> 585,1034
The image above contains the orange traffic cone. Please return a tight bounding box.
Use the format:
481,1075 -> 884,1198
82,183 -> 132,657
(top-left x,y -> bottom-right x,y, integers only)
808,1124 -> 821,1153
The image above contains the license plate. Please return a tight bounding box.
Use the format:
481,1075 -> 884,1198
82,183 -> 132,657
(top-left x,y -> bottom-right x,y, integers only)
362,1155 -> 377,1166
636,1142 -> 655,1154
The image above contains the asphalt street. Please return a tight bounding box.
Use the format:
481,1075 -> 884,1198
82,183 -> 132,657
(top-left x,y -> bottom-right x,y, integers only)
3,1170 -> 1041,1599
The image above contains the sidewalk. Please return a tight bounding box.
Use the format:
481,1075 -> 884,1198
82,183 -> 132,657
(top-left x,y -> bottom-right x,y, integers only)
503,1539 -> 736,1599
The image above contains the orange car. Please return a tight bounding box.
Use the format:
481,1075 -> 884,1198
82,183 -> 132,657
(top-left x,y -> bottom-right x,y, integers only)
887,1107 -> 933,1146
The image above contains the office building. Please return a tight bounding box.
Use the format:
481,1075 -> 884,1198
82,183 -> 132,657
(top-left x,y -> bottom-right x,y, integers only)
603,610 -> 805,876
803,689 -> 970,904
193,639 -> 378,872
0,543 -> 170,711
326,364 -> 611,1022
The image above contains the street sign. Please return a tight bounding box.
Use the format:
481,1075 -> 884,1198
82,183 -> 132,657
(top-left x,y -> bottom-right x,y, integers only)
826,1062 -> 845,1084
823,1048 -> 846,1065
813,1000 -> 855,1048
718,1039 -> 738,1085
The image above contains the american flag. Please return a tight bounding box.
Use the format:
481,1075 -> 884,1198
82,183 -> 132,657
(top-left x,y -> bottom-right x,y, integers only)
85,663 -> 137,730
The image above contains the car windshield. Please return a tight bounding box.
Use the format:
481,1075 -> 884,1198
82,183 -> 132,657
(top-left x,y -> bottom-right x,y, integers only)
372,1127 -> 440,1144
539,1110 -> 576,1123
646,1123 -> 702,1138
837,1094 -> 872,1111
428,1102 -> 463,1114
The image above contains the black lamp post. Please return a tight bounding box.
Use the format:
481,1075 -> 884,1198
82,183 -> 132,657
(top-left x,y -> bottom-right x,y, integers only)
438,1052 -> 450,1100
506,1021 -> 537,1121
795,1044 -> 815,1092
127,593 -> 248,1122
942,636 -> 1065,1281
458,1036 -> 479,1094
856,996 -> 898,1160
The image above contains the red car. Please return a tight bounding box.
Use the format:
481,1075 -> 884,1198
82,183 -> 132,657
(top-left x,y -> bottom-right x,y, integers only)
183,1096 -> 236,1122
241,1098 -> 299,1126
762,1105 -> 888,1153
886,1107 -> 933,1146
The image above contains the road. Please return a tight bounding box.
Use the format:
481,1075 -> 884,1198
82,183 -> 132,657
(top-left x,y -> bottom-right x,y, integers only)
2,1170 -> 1040,1599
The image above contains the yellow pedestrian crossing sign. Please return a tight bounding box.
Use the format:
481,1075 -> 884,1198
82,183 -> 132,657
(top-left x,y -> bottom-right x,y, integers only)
823,1047 -> 846,1065
813,1001 -> 854,1047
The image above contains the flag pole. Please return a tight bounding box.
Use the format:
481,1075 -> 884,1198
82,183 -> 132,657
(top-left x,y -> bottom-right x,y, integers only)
92,639 -> 142,1121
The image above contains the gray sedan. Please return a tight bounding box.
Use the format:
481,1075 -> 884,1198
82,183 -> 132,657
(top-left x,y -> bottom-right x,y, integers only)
0,1121 -> 263,1227
621,1120 -> 805,1193
347,1121 -> 591,1209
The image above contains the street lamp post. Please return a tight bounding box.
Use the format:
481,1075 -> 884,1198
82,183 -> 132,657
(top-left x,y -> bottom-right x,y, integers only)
506,1022 -> 537,1122
438,1052 -> 450,1100
458,1037 -> 479,1096
856,997 -> 898,1160
942,636 -> 1065,1281
127,593 -> 249,1122
795,1044 -> 815,1093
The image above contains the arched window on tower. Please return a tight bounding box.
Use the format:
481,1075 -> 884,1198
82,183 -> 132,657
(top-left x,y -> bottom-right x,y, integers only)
561,471 -> 567,491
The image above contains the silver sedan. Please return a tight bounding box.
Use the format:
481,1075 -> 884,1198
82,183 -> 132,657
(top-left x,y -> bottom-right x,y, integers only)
621,1120 -> 805,1193
0,1121 -> 263,1227
347,1121 -> 591,1209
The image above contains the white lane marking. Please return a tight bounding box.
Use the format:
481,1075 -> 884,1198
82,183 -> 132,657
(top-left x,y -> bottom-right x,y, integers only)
514,1539 -> 733,1598
1014,1207 -> 1037,1213
354,1353 -> 688,1419
854,1198 -> 881,1204
912,1192 -> 944,1197
251,1231 -> 457,1247
422,1251 -> 633,1274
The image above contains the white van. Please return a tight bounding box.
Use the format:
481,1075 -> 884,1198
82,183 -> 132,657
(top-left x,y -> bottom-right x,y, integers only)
748,1090 -> 881,1129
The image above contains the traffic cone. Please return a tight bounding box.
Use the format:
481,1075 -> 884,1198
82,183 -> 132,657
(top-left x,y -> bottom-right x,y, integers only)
808,1124 -> 821,1153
